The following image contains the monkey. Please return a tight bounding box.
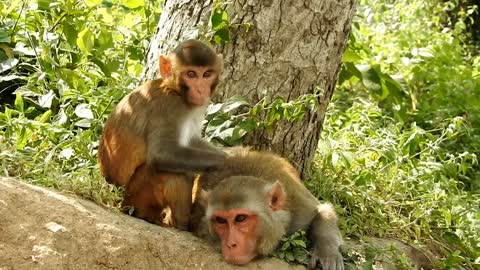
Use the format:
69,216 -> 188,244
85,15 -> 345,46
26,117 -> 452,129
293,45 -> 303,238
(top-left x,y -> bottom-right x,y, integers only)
97,39 -> 225,230
190,147 -> 344,270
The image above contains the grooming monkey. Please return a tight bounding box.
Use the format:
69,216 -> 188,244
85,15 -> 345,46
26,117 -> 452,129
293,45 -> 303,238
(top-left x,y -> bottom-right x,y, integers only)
191,147 -> 344,270
97,39 -> 225,230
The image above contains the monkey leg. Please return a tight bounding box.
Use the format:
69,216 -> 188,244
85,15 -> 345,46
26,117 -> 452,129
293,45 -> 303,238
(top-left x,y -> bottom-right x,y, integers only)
155,173 -> 195,231
123,164 -> 169,226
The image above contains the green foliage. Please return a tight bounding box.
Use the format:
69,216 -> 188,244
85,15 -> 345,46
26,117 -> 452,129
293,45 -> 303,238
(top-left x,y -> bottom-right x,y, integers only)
273,230 -> 310,265
210,0 -> 230,45
308,0 -> 480,268
0,0 -> 162,205
205,90 -> 321,146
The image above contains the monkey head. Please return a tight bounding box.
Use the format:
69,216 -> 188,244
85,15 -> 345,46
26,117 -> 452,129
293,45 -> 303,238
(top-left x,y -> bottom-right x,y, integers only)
205,176 -> 291,265
159,39 -> 223,107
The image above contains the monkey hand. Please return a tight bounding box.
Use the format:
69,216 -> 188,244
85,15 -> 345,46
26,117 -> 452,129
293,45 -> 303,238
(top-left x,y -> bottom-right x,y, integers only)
308,249 -> 344,270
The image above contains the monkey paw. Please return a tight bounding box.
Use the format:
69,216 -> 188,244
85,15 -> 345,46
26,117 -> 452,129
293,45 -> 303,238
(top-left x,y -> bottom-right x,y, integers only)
308,252 -> 344,270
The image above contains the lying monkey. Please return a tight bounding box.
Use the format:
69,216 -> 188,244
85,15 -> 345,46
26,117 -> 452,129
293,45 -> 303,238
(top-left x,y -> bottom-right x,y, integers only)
191,146 -> 344,270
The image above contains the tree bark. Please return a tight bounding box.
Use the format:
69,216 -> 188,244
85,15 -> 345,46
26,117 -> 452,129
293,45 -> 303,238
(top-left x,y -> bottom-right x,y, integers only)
142,0 -> 356,178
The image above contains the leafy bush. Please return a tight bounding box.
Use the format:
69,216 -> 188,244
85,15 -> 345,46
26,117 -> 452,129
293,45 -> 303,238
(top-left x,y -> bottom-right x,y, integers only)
0,0 -> 162,204
311,0 -> 480,268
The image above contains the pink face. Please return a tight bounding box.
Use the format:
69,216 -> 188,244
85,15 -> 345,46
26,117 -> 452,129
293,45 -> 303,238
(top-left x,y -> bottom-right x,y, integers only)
180,66 -> 219,106
211,208 -> 259,265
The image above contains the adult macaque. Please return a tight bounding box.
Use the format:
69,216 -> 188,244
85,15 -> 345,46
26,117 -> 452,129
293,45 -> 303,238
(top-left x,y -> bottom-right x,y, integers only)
191,147 -> 344,270
97,39 -> 225,230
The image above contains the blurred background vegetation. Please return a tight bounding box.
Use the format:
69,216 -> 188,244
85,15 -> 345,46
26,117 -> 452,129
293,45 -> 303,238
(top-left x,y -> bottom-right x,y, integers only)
0,0 -> 478,268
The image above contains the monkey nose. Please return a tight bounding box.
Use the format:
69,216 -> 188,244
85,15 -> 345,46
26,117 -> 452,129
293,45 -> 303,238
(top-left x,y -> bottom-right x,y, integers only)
227,242 -> 238,249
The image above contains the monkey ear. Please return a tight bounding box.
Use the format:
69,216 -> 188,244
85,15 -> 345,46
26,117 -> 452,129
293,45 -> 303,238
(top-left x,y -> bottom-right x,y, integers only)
265,181 -> 286,212
159,55 -> 173,78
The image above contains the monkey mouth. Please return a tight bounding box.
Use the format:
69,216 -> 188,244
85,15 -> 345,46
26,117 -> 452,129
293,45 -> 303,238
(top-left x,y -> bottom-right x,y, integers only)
188,96 -> 208,106
224,253 -> 257,265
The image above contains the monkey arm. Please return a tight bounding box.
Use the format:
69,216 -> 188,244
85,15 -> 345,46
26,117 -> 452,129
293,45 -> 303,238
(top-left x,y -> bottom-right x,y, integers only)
147,140 -> 226,174
308,204 -> 344,270
189,137 -> 225,155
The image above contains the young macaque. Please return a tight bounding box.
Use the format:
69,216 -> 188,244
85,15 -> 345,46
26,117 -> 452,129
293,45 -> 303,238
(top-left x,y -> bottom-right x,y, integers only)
190,147 -> 344,270
97,39 -> 225,230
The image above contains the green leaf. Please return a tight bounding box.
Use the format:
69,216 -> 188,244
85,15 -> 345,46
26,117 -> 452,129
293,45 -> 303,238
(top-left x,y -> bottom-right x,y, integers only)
14,93 -> 24,113
85,0 -> 102,6
38,110 -> 52,123
37,0 -> 53,10
77,28 -> 95,55
63,21 -> 78,48
238,118 -> 257,133
96,28 -> 114,51
213,28 -> 230,45
122,0 -> 145,9
210,7 -> 229,30
292,239 -> 306,248
358,64 -> 382,94
0,30 -> 9,43
5,0 -> 22,14
343,48 -> 362,62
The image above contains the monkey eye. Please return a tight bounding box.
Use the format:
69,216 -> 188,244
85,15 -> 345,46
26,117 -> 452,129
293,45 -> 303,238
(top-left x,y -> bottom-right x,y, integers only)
203,70 -> 212,78
186,71 -> 197,78
234,214 -> 247,223
215,216 -> 227,224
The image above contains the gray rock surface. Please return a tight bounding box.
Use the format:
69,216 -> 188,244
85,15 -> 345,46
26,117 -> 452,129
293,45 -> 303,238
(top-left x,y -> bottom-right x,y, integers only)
0,177 -> 304,270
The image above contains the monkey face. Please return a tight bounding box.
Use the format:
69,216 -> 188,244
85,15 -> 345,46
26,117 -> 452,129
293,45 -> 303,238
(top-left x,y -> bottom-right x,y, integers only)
210,208 -> 259,265
179,66 -> 219,106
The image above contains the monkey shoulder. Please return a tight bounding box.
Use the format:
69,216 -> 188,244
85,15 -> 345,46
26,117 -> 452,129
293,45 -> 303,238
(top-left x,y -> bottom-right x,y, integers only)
224,147 -> 319,214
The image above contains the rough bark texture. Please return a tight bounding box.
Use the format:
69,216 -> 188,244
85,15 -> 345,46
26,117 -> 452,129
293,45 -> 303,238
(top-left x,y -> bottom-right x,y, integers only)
0,177 -> 439,270
0,177 -> 304,270
142,0 -> 356,178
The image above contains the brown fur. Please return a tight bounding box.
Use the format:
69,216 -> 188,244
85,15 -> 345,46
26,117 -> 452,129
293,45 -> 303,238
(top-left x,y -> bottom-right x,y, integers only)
97,39 -> 225,229
190,146 -> 344,270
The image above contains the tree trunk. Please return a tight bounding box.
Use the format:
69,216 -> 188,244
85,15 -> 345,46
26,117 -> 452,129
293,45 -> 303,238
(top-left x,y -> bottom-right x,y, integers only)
142,0 -> 356,178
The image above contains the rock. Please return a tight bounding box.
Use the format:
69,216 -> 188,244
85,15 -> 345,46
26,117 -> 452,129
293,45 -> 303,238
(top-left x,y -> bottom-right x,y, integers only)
0,177 -> 304,270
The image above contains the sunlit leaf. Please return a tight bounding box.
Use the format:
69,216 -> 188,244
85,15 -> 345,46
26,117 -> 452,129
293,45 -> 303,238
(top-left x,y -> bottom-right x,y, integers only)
75,119 -> 93,128
210,7 -> 228,30
75,104 -> 94,119
343,48 -> 362,62
14,93 -> 24,113
37,110 -> 52,123
85,0 -> 102,6
76,28 -> 95,55
206,103 -> 223,115
122,0 -> 145,9
59,148 -> 75,159
0,58 -> 19,73
39,91 -> 55,108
